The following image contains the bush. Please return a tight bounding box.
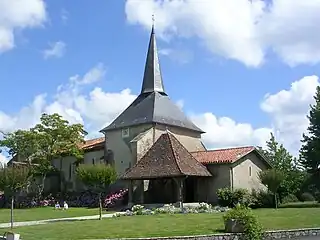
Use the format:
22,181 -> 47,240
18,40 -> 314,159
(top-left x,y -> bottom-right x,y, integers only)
300,192 -> 315,202
251,190 -> 274,208
217,188 -> 252,207
223,204 -> 262,240
281,194 -> 299,204
280,202 -> 320,208
315,192 -> 320,203
114,203 -> 230,217
217,188 -> 233,207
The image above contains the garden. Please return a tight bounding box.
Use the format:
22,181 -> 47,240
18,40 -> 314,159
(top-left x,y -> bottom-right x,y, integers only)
0,97 -> 320,239
0,204 -> 320,240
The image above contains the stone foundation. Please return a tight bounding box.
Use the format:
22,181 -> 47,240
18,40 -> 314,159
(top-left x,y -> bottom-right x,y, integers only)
106,228 -> 320,240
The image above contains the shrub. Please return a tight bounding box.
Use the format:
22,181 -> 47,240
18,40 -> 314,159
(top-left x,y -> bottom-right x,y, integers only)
217,188 -> 252,207
281,194 -> 299,204
315,192 -> 320,203
300,192 -> 315,202
280,202 -> 320,208
251,189 -> 274,208
217,188 -> 233,207
233,189 -> 253,207
223,204 -> 262,240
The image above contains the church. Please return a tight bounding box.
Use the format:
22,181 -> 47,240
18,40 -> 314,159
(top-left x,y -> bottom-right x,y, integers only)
53,25 -> 270,204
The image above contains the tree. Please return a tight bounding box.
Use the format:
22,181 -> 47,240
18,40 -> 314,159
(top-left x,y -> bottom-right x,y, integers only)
0,166 -> 32,229
260,133 -> 307,200
76,164 -> 117,220
300,86 -> 320,191
259,169 -> 285,208
0,113 -> 87,197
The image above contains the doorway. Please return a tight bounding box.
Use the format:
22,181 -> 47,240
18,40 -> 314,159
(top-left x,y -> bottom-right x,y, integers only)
184,177 -> 196,202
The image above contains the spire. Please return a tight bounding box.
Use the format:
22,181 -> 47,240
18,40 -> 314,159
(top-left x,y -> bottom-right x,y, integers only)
140,15 -> 165,94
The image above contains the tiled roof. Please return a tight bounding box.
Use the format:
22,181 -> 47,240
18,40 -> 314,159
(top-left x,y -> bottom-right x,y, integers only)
80,137 -> 105,150
121,132 -> 212,180
191,146 -> 255,164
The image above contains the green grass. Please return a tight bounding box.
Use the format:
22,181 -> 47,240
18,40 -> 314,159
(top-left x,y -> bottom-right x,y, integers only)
279,201 -> 320,208
0,207 -> 114,223
1,208 -> 320,240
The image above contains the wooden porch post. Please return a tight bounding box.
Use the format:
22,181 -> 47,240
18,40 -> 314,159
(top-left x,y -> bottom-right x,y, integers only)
140,180 -> 144,204
174,178 -> 184,212
128,180 -> 134,208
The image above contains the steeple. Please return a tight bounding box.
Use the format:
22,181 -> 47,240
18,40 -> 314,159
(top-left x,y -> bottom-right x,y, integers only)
100,15 -> 204,134
140,17 -> 165,94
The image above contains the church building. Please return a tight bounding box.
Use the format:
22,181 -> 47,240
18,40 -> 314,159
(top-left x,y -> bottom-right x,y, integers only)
96,25 -> 270,204
37,24 -> 270,204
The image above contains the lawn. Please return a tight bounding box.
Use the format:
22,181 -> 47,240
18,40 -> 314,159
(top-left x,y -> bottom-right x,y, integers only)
0,207 -> 114,223
0,208 -> 319,240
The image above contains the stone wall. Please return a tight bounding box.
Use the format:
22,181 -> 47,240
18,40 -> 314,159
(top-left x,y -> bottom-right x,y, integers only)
105,228 -> 320,240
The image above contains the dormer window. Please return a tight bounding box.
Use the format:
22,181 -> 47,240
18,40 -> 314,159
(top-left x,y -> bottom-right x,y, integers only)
122,128 -> 130,138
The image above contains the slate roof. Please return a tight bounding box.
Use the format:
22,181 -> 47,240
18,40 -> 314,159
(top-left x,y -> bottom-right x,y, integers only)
101,91 -> 203,132
191,146 -> 271,166
120,132 -> 212,180
140,26 -> 165,94
100,26 -> 203,133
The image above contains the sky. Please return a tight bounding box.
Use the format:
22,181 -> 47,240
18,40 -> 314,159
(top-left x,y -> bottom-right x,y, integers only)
1,0 -> 320,164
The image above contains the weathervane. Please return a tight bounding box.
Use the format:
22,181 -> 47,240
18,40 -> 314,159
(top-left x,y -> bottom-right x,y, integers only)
152,14 -> 155,27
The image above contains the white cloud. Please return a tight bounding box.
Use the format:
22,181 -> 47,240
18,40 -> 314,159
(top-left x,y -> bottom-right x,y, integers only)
0,63 -> 136,137
70,63 -> 106,85
191,113 -> 272,149
60,8 -> 69,24
125,0 -> 320,67
159,48 -> 193,64
0,61 -> 317,154
261,75 -> 319,154
43,41 -> 66,59
0,0 -> 46,53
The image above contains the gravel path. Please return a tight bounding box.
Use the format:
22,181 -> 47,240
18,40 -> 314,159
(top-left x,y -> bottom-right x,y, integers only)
0,212 -> 124,228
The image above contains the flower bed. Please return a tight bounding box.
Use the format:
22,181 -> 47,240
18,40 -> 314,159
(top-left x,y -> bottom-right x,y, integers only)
0,189 -> 128,209
114,202 -> 229,217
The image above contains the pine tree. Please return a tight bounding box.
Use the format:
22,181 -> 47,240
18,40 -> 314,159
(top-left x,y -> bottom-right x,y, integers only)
299,86 -> 320,189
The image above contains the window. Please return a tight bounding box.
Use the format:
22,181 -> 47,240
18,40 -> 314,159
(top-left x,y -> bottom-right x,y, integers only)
249,166 -> 252,177
122,128 -> 130,138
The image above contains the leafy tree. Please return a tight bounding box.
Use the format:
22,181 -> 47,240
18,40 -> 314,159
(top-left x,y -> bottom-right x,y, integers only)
0,166 -> 32,229
76,164 -> 117,220
0,113 -> 86,197
259,169 -> 285,208
300,86 -> 320,191
260,133 -> 307,200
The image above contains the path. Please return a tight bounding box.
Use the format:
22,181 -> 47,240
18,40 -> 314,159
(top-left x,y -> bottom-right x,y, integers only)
0,212 -> 124,228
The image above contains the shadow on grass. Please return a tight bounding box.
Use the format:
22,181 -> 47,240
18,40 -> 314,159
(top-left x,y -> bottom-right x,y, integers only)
279,201 -> 320,209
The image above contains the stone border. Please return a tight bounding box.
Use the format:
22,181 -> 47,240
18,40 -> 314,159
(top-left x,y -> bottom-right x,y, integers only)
102,228 -> 320,240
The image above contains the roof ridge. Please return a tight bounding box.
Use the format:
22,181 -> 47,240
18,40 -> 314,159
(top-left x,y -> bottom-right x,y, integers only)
191,145 -> 255,153
168,132 -> 209,174
167,133 -> 184,175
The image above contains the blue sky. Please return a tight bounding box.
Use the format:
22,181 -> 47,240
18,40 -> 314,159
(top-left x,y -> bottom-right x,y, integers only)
1,0 -> 320,162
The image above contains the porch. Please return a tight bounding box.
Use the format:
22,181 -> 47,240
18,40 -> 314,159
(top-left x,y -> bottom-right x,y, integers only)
120,132 -> 212,206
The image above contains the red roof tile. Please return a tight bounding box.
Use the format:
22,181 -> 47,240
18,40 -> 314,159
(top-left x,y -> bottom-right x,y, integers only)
191,146 -> 255,164
121,133 -> 212,180
80,137 -> 105,150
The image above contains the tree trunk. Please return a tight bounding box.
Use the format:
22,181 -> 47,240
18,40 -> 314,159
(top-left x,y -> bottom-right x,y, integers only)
10,196 -> 14,230
38,174 -> 47,202
274,192 -> 278,209
99,192 -> 102,220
